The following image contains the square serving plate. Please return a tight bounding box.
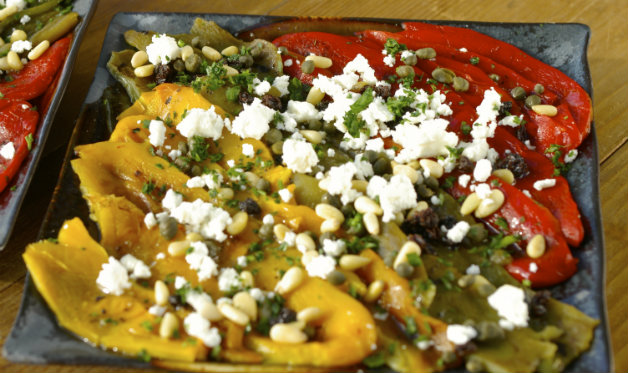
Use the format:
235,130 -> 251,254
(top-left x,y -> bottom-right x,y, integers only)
0,0 -> 98,250
3,12 -> 611,373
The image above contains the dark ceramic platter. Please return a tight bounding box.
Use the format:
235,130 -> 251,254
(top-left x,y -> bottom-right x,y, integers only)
3,13 -> 610,373
0,0 -> 98,250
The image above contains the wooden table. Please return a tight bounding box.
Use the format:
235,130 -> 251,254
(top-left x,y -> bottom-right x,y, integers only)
1,0 -> 626,372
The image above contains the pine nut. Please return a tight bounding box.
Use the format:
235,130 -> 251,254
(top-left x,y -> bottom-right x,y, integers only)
270,322 -> 308,344
305,54 -> 333,69
186,232 -> 203,242
415,201 -> 429,212
197,299 -> 222,321
27,40 -> 50,61
221,45 -> 239,56
320,218 -> 341,233
526,234 -> 546,258
394,212 -> 405,225
299,130 -> 324,144
273,223 -> 290,241
134,64 -> 155,78
363,212 -> 380,235
7,51 -> 22,71
339,254 -> 371,271
275,266 -> 305,295
407,160 -> 421,170
419,159 -> 444,178
240,270 -> 255,287
393,164 -> 419,183
218,303 -> 250,326
351,180 -> 368,193
202,46 -> 222,61
315,203 -> 345,222
233,291 -> 257,321
531,104 -> 558,117
301,250 -> 319,266
457,274 -> 476,288
159,312 -> 178,338
297,307 -> 323,324
354,196 -> 383,215
10,29 -> 27,42
492,169 -> 515,185
0,5 -> 18,22
393,241 -> 422,269
460,192 -> 481,216
244,171 -> 260,185
131,50 -> 148,68
168,240 -> 190,257
154,280 -> 169,306
227,211 -> 248,235
218,187 -> 234,200
306,87 -> 325,105
295,233 -> 316,253
364,280 -> 385,303
474,189 -> 505,218
224,65 -> 239,77
180,45 -> 194,61
0,57 -> 10,70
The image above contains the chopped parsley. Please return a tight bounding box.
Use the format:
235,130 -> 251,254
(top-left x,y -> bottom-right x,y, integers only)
343,86 -> 374,138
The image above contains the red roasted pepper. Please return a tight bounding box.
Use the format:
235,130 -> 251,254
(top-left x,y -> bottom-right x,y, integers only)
0,36 -> 71,101
0,100 -> 39,192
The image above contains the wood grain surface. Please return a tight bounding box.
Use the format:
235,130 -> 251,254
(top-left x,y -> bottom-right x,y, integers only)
0,1 -> 626,372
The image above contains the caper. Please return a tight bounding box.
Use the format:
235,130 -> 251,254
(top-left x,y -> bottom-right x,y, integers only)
258,223 -> 273,240
255,178 -> 270,192
364,150 -> 378,163
431,67 -> 455,84
301,60 -> 315,74
173,59 -> 186,72
190,165 -> 202,176
534,83 -> 545,95
416,184 -> 433,198
204,240 -> 221,258
452,76 -> 469,92
271,141 -> 284,155
184,53 -> 201,73
238,54 -> 254,67
327,270 -> 346,285
321,193 -> 341,208
476,321 -> 504,341
395,262 -> 414,278
466,223 -> 487,243
396,65 -> 415,78
263,128 -> 282,144
177,141 -> 188,154
373,157 -> 392,175
159,217 -> 178,240
425,176 -> 439,190
525,94 -> 542,108
323,121 -> 336,134
341,204 -> 356,218
307,120 -> 323,131
416,47 -> 436,59
402,53 -> 418,66
488,73 -> 500,82
174,157 -> 190,173
510,86 -> 526,100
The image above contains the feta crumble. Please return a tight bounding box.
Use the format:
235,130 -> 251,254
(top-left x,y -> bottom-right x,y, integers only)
145,34 -> 181,65
230,98 -> 275,140
96,257 -> 131,296
242,143 -> 255,157
446,221 -> 470,243
282,138 -> 319,173
533,178 -> 556,191
10,40 -> 31,53
148,120 -> 166,147
367,174 -> 418,222
183,312 -> 221,348
278,188 -> 293,203
473,159 -> 493,182
0,142 -> 15,160
305,255 -> 336,279
487,284 -> 529,330
120,254 -> 152,279
447,324 -> 477,345
177,107 -> 225,140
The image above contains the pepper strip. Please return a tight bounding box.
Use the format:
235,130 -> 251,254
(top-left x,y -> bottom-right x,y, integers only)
447,175 -> 578,287
0,99 -> 39,193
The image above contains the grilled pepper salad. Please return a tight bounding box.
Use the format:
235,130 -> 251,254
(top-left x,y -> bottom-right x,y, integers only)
23,19 -> 598,373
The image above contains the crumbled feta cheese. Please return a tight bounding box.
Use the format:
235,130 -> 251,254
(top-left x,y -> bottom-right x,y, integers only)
466,264 -> 481,275
155,252 -> 166,260
10,40 -> 31,53
282,138 -> 319,173
365,138 -> 385,153
168,149 -> 182,160
367,174 -> 418,222
147,120 -> 166,147
96,257 -> 131,295
522,189 -> 532,198
529,262 -> 538,273
162,189 -> 183,210
458,174 -> 471,188
253,78 -> 271,96
319,162 -> 361,204
285,100 -> 321,122
148,305 -> 166,316
305,255 -> 336,279
0,142 -> 15,160
353,154 -> 374,180
447,324 -> 478,345
237,255 -> 248,267
392,119 -> 458,163
278,188 -> 293,203
282,230 -> 296,247
174,276 -> 187,289
322,239 -> 346,257
242,143 -> 255,158
186,291 -> 214,313
499,115 -> 523,127
183,312 -> 221,348
144,212 -> 157,229
473,159 -> 493,182
201,171 -> 223,190
475,87 -> 501,127
163,192 -> 232,242
343,54 -> 377,84
459,47 -> 468,52
382,52 -> 395,67
272,75 -> 290,96
524,140 -> 536,150
120,254 -> 152,279
533,178 -> 556,191
145,34 -> 181,65
262,214 -> 274,225
487,284 -> 529,330
447,221 -> 470,243
218,268 -> 242,293
474,183 -> 492,199
230,98 -> 275,140
19,14 -> 30,24
186,176 -> 206,188
360,96 -> 394,135
177,107 -> 225,140
185,241 -> 219,281
249,288 -> 265,302
430,195 -> 442,205
327,148 -> 336,157
284,59 -> 293,67
4,0 -> 26,11
564,149 -> 578,163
